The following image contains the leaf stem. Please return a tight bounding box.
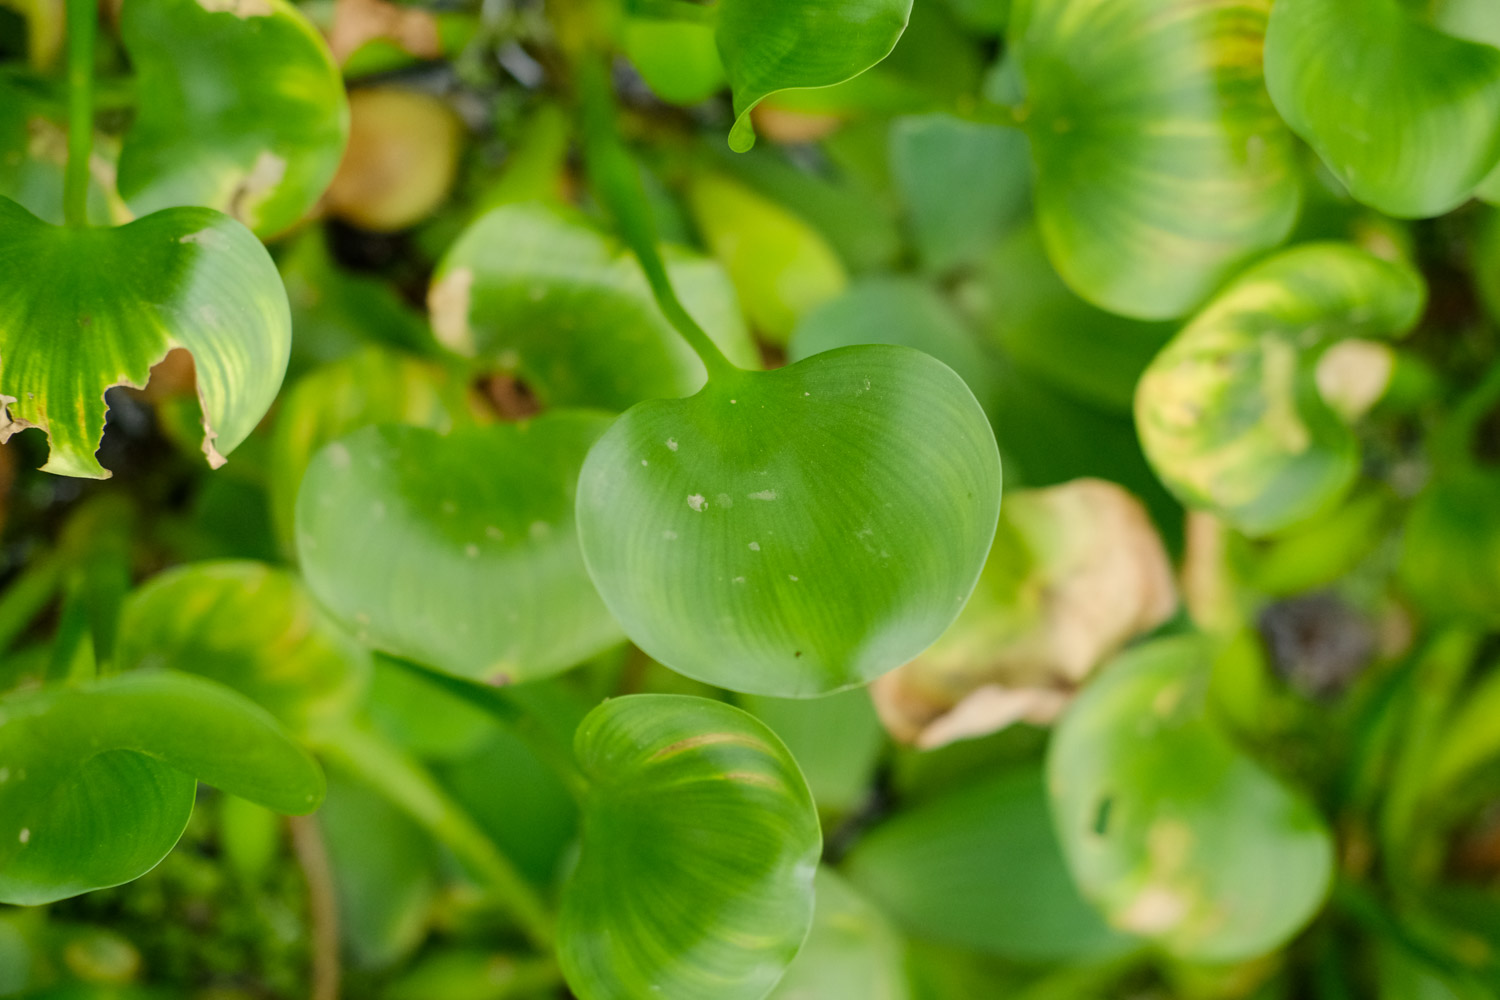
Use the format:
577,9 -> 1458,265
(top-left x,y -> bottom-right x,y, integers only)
288,814 -> 343,1000
63,0 -> 96,227
313,722 -> 557,949
577,58 -> 740,382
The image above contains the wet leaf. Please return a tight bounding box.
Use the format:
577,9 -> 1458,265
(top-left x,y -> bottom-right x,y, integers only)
1011,0 -> 1302,319
576,345 -> 1001,697
297,413 -> 625,684
0,197 -> 290,478
1136,243 -> 1424,536
0,671 -> 324,905
559,694 -> 820,1000
118,0 -> 349,237
1048,637 -> 1335,961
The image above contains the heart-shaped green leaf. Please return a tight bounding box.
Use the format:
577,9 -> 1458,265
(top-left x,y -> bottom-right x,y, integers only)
1010,0 -> 1302,319
429,203 -> 758,410
117,0 -> 348,237
559,694 -> 821,1000
768,868 -> 909,1000
717,0 -> 914,152
296,413 -> 625,684
1048,637 -> 1335,961
843,767 -> 1133,961
576,346 -> 1001,697
115,560 -> 372,735
1265,0 -> 1500,218
1135,243 -> 1424,537
0,197 -> 291,478
0,671 -> 325,905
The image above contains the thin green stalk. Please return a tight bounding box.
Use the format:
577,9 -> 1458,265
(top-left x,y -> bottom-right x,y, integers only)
383,655 -> 589,802
313,722 -> 557,949
63,0 -> 96,227
577,57 -> 740,381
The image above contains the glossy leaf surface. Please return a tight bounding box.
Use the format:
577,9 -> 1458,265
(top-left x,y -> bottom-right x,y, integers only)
576,346 -> 1001,697
559,695 -> 821,1000
1265,0 -> 1500,218
844,767 -> 1132,961
0,672 -> 324,904
717,0 -> 913,151
768,868 -> 909,1000
429,203 -> 757,409
297,413 -> 625,684
1136,243 -> 1424,536
118,0 -> 349,237
1010,0 -> 1301,319
1048,637 -> 1335,961
0,197 -> 291,478
116,560 -> 371,734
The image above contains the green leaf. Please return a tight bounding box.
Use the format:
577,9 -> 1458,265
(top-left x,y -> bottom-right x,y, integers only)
788,277 -> 1001,417
1048,637 -> 1335,961
717,0 -> 913,152
115,560 -> 372,735
319,772 -> 441,969
740,688 -> 887,817
268,345 -> 475,552
0,197 -> 291,479
686,172 -> 847,345
1136,243 -> 1424,537
622,18 -> 725,105
1399,472 -> 1500,628
0,671 -> 325,904
1010,0 -> 1302,319
559,694 -> 821,1000
117,0 -> 349,238
768,868 -> 909,1000
980,225 -> 1174,412
0,82 -> 123,226
576,346 -> 1001,697
429,203 -> 758,409
843,767 -> 1133,961
297,413 -> 626,684
887,113 -> 1029,276
1265,0 -> 1500,218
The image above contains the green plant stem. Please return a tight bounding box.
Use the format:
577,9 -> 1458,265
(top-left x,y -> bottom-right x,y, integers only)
383,656 -> 590,802
63,0 -> 96,227
313,722 -> 557,949
577,57 -> 740,381
288,813 -> 342,1000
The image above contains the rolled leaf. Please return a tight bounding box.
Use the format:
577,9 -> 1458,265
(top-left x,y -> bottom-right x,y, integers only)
1265,0 -> 1500,218
559,695 -> 821,1000
1010,0 -> 1302,319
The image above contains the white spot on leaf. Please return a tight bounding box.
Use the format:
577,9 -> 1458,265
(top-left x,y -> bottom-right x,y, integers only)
687,494 -> 706,512
748,489 -> 778,501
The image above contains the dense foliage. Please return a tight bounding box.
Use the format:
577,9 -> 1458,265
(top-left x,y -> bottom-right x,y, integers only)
3,0 -> 1500,997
